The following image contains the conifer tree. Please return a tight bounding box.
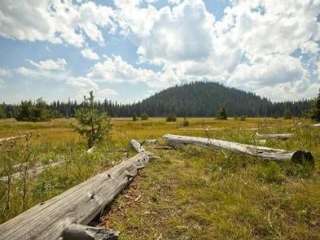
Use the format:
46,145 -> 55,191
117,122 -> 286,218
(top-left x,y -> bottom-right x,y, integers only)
217,107 -> 227,120
311,89 -> 320,122
74,91 -> 111,149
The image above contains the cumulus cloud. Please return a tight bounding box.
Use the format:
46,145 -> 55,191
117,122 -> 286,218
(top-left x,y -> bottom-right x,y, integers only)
112,0 -> 320,100
0,0 -> 115,47
1,0 -> 320,102
28,58 -> 67,71
81,48 -> 100,60
0,68 -> 11,77
87,55 -> 158,83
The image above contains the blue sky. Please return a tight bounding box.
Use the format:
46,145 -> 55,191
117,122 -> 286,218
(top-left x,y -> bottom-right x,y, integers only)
0,0 -> 319,104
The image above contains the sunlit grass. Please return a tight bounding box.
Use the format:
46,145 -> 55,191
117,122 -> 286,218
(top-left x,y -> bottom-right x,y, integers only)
0,117 -> 319,239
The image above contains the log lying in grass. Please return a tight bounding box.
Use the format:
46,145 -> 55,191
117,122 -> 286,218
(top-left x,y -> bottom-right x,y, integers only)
62,224 -> 118,240
0,140 -> 152,240
255,132 -> 294,140
163,134 -> 313,164
0,135 -> 27,144
130,139 -> 146,153
0,160 -> 64,182
87,146 -> 96,154
313,123 -> 320,127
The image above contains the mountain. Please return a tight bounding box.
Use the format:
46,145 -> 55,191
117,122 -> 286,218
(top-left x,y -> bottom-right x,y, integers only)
123,82 -> 311,117
2,82 -> 312,119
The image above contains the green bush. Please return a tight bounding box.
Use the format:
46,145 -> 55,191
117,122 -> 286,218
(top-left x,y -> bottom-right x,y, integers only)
166,114 -> 176,122
141,113 -> 149,120
182,118 -> 189,127
132,114 -> 138,121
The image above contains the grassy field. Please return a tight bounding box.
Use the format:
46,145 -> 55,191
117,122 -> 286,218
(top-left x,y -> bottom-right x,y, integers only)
0,117 -> 319,239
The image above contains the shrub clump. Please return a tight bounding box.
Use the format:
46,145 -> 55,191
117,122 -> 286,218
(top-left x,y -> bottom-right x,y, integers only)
166,114 -> 177,122
141,113 -> 149,120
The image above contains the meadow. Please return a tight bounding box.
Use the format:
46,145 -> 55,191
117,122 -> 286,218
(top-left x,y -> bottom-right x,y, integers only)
0,117 -> 319,239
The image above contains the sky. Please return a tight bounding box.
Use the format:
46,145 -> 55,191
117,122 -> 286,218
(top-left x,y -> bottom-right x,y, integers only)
0,0 -> 319,104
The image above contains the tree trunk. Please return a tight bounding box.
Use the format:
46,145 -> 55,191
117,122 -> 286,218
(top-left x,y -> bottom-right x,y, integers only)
0,140 -> 152,240
163,134 -> 313,164
255,132 -> 293,140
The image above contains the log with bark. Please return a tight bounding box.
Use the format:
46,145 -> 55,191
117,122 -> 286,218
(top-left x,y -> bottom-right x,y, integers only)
255,132 -> 294,140
163,134 -> 313,164
0,140 -> 153,240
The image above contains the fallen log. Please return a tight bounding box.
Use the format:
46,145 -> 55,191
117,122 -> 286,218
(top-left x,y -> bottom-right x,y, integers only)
0,160 -> 64,182
255,132 -> 294,140
313,123 -> 320,127
0,135 -> 27,144
62,224 -> 118,240
87,146 -> 96,154
130,139 -> 145,153
0,140 -> 152,240
163,134 -> 313,164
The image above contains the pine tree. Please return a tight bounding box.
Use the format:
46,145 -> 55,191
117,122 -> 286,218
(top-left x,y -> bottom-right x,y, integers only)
74,91 -> 111,149
311,89 -> 320,122
217,107 -> 227,120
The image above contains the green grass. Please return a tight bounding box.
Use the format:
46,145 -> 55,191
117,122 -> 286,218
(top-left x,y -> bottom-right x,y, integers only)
0,117 -> 319,239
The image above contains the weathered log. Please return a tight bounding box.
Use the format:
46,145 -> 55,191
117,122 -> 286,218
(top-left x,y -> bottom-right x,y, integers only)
130,139 -> 145,153
0,135 -> 27,144
62,224 -> 118,240
0,161 -> 64,182
255,132 -> 294,140
144,139 -> 158,144
0,141 -> 152,240
87,146 -> 96,154
163,134 -> 313,164
313,123 -> 320,127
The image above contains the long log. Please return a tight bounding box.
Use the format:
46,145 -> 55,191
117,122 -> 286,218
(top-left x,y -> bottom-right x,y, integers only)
0,160 -> 64,182
163,134 -> 313,164
0,140 -> 152,240
0,135 -> 27,144
313,123 -> 320,127
255,132 -> 293,140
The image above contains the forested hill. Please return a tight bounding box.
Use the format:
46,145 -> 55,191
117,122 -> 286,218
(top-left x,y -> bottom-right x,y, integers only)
0,82 -> 313,119
125,82 -> 312,117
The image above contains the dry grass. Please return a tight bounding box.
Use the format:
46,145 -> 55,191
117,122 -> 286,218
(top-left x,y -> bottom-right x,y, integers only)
0,117 -> 319,239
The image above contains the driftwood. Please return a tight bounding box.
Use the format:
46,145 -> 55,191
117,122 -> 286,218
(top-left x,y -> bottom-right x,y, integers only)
163,134 -> 313,164
0,161 -> 64,182
255,132 -> 294,140
0,140 -> 152,240
0,135 -> 27,144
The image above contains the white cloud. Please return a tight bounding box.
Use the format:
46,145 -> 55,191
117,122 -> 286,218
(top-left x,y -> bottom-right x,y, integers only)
87,55 -> 158,84
95,88 -> 118,101
0,68 -> 11,77
0,0 -> 116,47
81,48 -> 100,60
113,0 -> 320,100
28,58 -> 67,71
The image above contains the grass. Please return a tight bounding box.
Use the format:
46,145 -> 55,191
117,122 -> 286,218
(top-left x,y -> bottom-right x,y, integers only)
0,117 -> 319,239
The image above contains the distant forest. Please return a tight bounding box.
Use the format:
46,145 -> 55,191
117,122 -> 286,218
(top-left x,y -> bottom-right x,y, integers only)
0,82 -> 315,119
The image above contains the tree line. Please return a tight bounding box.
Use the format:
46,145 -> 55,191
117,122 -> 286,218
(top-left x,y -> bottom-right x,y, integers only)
0,82 -> 319,121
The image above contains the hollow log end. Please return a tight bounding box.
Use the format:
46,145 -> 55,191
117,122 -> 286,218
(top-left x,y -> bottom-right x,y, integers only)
62,224 -> 119,240
291,151 -> 314,167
